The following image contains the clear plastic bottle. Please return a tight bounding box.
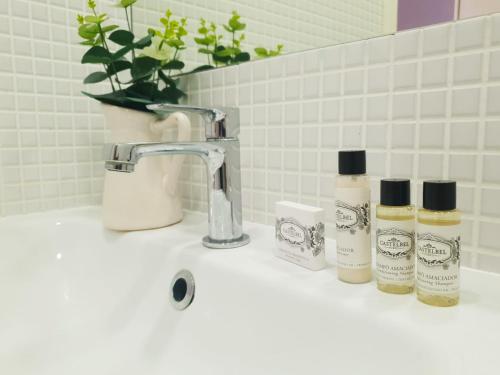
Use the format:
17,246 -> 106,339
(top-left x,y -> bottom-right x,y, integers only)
416,180 -> 461,307
376,179 -> 415,294
335,150 -> 371,283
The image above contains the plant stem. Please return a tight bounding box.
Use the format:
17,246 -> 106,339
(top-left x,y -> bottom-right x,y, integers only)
130,6 -> 134,33
213,36 -> 218,67
231,30 -> 236,65
125,7 -> 131,31
156,69 -> 160,87
102,63 -> 116,91
125,6 -> 135,59
168,49 -> 179,77
93,8 -> 122,90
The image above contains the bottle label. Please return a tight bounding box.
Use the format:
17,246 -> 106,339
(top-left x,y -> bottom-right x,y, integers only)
376,218 -> 415,285
335,187 -> 371,269
416,223 -> 461,295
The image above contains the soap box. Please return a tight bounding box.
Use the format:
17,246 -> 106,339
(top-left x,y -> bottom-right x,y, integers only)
275,201 -> 326,271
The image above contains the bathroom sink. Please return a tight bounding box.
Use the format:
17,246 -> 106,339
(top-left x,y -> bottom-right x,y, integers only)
1,207 -> 499,375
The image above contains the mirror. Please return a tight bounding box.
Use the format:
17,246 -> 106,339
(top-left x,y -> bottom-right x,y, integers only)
129,0 -> 500,70
76,0 -> 500,110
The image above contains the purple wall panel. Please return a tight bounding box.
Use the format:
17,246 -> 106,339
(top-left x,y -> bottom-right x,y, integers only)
398,0 -> 456,31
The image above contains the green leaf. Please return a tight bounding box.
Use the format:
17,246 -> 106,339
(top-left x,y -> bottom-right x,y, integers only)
222,25 -> 232,33
161,85 -> 185,103
107,60 -> 132,75
158,70 -> 176,86
228,18 -> 245,31
234,52 -> 250,62
167,39 -> 185,49
254,47 -> 268,57
134,34 -> 153,49
84,15 -> 100,24
131,56 -> 159,81
125,81 -> 158,99
214,47 -> 239,57
159,17 -> 168,27
212,46 -> 231,64
78,23 -> 99,39
189,65 -> 214,74
269,44 -> 284,56
101,24 -> 119,33
197,48 -> 212,55
194,37 -> 210,46
163,59 -> 184,70
99,13 -> 109,21
119,0 -> 137,7
80,39 -> 96,46
81,46 -> 112,64
112,44 -> 134,60
83,71 -> 109,84
109,29 -> 134,45
82,90 -> 152,112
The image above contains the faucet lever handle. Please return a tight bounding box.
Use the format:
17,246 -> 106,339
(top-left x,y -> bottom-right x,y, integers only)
147,103 -> 240,139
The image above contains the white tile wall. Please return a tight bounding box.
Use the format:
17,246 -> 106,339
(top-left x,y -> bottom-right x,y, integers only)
1,2 -> 499,273
180,14 -> 500,272
0,0 -> 387,216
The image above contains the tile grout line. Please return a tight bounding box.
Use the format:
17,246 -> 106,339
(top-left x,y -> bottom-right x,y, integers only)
471,16 -> 492,268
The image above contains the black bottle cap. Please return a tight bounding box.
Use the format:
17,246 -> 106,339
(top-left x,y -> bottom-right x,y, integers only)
338,150 -> 366,175
380,179 -> 411,206
423,180 -> 456,211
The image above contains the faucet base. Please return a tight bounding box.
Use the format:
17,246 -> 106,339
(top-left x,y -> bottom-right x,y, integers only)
202,233 -> 251,249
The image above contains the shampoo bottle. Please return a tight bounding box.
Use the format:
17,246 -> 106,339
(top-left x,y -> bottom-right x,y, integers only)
376,179 -> 415,294
416,180 -> 461,307
335,150 -> 371,283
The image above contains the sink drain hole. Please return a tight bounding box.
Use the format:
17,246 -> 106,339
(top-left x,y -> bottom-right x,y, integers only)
170,270 -> 195,310
172,278 -> 187,302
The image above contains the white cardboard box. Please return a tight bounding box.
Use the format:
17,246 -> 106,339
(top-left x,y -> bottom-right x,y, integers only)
275,201 -> 326,271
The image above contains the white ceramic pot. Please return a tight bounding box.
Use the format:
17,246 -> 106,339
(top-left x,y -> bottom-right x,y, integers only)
101,104 -> 191,230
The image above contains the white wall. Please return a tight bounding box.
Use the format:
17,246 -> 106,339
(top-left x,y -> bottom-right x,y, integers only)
0,0 -> 388,215
179,15 -> 500,273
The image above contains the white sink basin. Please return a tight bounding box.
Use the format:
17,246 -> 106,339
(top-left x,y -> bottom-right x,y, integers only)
1,207 -> 499,375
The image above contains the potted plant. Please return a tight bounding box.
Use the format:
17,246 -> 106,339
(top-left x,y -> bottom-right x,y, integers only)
77,0 -> 283,230
77,0 -> 283,112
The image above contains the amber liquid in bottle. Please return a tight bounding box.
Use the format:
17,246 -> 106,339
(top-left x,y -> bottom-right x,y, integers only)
416,208 -> 461,307
376,205 -> 415,294
416,180 -> 461,307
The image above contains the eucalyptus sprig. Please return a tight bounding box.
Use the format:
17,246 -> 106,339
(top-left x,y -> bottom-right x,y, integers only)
194,12 -> 250,68
255,44 -> 284,58
193,11 -> 283,71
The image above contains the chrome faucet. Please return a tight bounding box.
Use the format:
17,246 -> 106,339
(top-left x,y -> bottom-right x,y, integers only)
104,104 -> 250,249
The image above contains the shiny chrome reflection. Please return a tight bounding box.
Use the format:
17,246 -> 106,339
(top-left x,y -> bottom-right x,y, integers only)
170,270 -> 195,311
104,104 -> 250,249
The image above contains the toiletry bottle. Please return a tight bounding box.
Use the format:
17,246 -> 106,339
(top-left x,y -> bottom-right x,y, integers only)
416,180 -> 461,307
376,179 -> 415,294
335,150 -> 371,283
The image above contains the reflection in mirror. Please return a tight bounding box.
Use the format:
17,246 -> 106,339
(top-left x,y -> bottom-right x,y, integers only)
76,0 -> 500,112
131,0 -> 500,70
138,0 -> 400,67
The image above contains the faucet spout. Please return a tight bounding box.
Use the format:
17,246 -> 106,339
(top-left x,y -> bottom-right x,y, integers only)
104,142 -> 225,173
104,141 -> 250,249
